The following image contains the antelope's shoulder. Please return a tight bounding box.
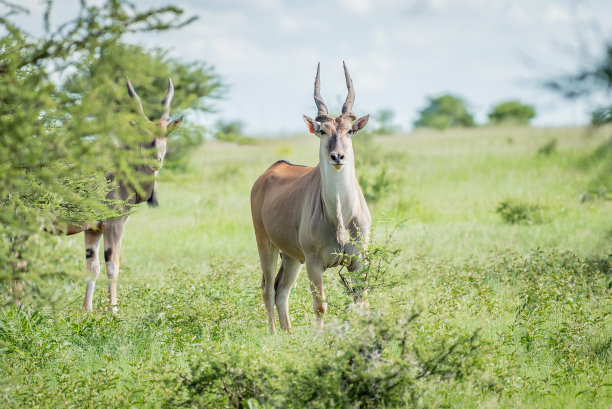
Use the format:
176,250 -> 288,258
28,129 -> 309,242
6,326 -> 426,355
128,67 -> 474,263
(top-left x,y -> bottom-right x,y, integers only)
264,160 -> 313,179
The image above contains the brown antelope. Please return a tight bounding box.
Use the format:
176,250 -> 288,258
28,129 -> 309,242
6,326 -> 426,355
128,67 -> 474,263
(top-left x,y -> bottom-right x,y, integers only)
251,62 -> 371,333
60,79 -> 181,314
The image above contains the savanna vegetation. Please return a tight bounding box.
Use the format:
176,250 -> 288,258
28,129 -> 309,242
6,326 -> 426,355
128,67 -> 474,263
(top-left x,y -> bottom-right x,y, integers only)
1,1 -> 611,408
1,124 -> 611,408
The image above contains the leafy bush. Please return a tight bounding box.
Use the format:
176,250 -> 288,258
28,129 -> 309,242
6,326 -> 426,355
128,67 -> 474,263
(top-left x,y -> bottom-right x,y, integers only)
537,138 -> 557,156
358,167 -> 391,203
336,222 -> 402,305
488,100 -> 536,125
496,199 -> 545,224
413,94 -> 475,130
169,311 -> 480,409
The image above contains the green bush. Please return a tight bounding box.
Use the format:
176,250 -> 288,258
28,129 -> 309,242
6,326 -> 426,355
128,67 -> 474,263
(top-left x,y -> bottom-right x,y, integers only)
358,167 -> 392,203
169,311 -> 479,409
496,199 -> 545,224
537,138 -> 557,156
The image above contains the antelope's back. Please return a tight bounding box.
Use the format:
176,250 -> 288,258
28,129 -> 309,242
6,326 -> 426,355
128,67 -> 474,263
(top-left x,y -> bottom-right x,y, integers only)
250,161 -> 318,253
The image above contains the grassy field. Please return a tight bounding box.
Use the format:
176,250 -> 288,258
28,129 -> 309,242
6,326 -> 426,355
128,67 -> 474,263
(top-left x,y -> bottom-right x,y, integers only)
1,125 -> 611,408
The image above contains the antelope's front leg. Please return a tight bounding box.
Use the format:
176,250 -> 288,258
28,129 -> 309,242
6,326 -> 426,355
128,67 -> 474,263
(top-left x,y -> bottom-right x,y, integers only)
306,260 -> 327,325
103,218 -> 126,314
83,230 -> 102,311
347,256 -> 369,308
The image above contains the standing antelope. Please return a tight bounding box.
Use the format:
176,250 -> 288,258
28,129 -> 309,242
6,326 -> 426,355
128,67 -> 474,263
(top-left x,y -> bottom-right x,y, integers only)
68,78 -> 182,314
251,62 -> 371,333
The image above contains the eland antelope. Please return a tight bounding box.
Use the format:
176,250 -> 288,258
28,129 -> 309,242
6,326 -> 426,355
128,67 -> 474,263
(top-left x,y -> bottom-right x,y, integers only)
68,78 -> 182,314
251,62 -> 371,333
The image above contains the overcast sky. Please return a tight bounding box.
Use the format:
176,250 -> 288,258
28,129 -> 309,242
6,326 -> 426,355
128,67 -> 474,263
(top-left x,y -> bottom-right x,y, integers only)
11,0 -> 612,135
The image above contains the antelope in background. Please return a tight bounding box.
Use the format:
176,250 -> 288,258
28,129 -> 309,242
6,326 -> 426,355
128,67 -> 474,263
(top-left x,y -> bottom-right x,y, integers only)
13,79 -> 183,313
251,62 -> 371,333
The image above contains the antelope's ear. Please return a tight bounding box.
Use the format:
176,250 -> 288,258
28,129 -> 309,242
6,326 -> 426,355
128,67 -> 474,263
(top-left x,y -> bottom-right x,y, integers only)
167,116 -> 183,134
303,115 -> 320,136
352,115 -> 369,132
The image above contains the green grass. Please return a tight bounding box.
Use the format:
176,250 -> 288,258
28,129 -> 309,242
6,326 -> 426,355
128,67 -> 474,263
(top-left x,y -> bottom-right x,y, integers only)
1,125 -> 611,408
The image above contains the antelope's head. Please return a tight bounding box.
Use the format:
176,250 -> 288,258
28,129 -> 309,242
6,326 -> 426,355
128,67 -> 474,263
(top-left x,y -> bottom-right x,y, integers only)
126,78 -> 183,173
303,62 -> 369,171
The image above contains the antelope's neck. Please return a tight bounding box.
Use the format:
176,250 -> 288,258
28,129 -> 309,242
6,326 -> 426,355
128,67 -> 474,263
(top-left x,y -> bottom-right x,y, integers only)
319,155 -> 360,229
131,165 -> 158,204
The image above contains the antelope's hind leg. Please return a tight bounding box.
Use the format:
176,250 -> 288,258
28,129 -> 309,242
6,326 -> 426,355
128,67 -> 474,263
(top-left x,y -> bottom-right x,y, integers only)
274,254 -> 302,331
83,230 -> 102,311
256,236 -> 279,334
103,217 -> 127,315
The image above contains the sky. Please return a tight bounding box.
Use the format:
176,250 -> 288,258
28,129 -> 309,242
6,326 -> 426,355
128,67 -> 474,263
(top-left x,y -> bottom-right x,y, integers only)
9,0 -> 612,135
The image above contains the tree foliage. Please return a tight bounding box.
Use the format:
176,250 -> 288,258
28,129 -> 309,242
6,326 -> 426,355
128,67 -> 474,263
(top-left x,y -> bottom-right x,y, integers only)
488,100 -> 535,125
413,94 -> 475,130
545,39 -> 612,199
545,41 -> 612,125
0,0 -> 201,305
64,43 -> 223,170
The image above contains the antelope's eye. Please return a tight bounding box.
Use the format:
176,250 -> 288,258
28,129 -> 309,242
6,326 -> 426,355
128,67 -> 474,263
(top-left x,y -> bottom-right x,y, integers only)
320,130 -> 326,135
348,130 -> 355,135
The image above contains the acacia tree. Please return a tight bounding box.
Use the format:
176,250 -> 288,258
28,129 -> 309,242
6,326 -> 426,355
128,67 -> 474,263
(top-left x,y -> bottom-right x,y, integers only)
64,43 -> 223,170
0,0 -> 200,305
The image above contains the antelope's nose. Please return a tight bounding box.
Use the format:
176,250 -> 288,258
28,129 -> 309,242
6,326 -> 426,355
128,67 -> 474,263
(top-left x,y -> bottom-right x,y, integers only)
330,153 -> 344,163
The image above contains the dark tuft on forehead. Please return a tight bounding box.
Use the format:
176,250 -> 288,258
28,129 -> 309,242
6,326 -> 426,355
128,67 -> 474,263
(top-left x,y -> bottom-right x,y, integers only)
334,117 -> 352,131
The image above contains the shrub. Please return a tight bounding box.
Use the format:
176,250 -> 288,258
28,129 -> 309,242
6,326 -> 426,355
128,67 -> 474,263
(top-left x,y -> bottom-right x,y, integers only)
169,311 -> 480,409
537,138 -> 557,156
336,222 -> 402,305
496,199 -> 545,224
358,167 -> 392,203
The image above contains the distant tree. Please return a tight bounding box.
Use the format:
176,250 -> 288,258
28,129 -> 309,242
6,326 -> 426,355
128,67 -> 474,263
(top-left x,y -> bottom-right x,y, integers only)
488,101 -> 535,125
413,94 -> 475,130
213,119 -> 254,144
372,108 -> 401,135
